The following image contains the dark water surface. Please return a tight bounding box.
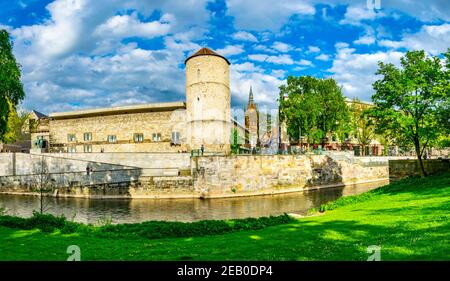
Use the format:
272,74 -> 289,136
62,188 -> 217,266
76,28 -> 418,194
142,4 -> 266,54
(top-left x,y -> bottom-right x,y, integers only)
0,181 -> 386,224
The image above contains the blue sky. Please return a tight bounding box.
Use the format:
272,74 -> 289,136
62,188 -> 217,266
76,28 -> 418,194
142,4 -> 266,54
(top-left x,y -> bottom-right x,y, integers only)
1,0 -> 449,117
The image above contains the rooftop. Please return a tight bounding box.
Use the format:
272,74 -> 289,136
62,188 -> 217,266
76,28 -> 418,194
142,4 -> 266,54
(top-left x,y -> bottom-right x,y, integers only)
49,101 -> 186,119
185,47 -> 230,65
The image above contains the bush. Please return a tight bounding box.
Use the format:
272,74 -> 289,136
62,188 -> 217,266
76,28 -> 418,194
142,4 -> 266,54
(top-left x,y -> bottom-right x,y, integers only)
0,212 -> 295,239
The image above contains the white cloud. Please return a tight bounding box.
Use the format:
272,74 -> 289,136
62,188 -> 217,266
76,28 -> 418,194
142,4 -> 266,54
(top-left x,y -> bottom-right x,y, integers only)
354,35 -> 376,45
226,0 -> 315,31
339,6 -> 381,26
248,53 -> 294,65
379,23 -> 450,55
94,12 -> 171,39
315,54 -> 330,61
216,45 -> 245,57
272,41 -> 292,53
253,44 -> 277,53
298,59 -> 313,66
232,31 -> 258,42
231,62 -> 262,72
329,47 -> 403,101
308,46 -> 320,53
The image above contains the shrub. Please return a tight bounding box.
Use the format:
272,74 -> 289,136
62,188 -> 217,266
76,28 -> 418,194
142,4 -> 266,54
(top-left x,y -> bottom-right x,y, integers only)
0,212 -> 295,239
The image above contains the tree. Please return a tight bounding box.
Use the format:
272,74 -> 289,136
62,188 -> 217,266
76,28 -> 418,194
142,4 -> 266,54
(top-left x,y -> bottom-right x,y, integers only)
230,128 -> 240,154
3,102 -> 29,143
0,29 -> 25,142
349,98 -> 376,156
371,50 -> 450,177
279,76 -> 349,148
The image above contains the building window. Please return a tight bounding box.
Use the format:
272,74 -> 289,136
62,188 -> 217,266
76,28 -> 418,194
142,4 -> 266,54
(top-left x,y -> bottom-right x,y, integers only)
67,134 -> 76,142
84,145 -> 92,153
107,135 -> 117,143
84,132 -> 92,141
68,146 -> 76,153
171,132 -> 180,145
152,133 -> 161,142
134,133 -> 144,143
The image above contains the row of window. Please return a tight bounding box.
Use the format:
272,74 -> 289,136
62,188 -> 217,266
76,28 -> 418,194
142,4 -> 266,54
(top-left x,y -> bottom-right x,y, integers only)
66,132 -> 179,143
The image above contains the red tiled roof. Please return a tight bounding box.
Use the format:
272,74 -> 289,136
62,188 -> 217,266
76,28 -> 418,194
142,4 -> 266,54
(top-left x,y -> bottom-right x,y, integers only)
184,47 -> 230,65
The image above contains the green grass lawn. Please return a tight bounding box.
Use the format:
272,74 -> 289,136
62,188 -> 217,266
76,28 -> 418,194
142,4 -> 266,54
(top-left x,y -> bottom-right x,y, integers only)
0,173 -> 449,261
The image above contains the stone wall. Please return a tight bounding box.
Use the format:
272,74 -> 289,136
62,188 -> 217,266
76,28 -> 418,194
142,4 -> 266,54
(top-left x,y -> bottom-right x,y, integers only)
0,153 -> 136,176
1,152 -> 392,199
191,154 -> 389,197
389,159 -> 450,179
49,109 -> 188,153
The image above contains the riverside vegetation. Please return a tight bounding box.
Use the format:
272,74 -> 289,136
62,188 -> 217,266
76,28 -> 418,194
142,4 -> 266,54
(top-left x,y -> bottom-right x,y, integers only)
0,172 -> 449,261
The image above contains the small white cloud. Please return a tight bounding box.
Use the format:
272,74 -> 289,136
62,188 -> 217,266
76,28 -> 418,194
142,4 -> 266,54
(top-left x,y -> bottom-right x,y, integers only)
248,53 -> 294,65
232,31 -> 258,42
216,45 -> 245,57
308,46 -> 320,53
298,59 -> 313,66
232,62 -> 262,72
354,35 -> 376,45
339,6 -> 381,26
95,13 -> 171,39
335,42 -> 350,49
272,41 -> 292,52
315,54 -> 330,61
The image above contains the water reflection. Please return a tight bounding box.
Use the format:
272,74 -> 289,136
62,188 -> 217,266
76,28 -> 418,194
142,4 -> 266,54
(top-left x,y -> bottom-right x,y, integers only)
0,181 -> 387,223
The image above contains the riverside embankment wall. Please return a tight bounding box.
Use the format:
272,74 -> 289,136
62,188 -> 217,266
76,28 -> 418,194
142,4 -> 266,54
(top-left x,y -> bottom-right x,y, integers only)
2,152 -> 445,199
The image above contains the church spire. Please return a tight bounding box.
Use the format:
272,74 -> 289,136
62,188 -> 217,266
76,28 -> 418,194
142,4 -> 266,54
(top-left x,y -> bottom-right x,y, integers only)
248,85 -> 254,104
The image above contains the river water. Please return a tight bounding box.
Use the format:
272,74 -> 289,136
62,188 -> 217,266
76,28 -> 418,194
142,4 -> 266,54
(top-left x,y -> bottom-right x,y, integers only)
0,181 -> 386,224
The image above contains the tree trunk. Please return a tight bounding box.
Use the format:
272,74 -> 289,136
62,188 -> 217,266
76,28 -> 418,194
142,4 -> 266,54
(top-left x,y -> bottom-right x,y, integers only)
414,141 -> 427,177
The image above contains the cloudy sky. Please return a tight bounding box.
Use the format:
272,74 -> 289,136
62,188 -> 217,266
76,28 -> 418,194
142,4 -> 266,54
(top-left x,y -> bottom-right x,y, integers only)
1,0 -> 449,116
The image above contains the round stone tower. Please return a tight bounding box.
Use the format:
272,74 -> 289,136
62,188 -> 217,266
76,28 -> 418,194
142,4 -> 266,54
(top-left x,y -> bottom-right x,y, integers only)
185,47 -> 231,154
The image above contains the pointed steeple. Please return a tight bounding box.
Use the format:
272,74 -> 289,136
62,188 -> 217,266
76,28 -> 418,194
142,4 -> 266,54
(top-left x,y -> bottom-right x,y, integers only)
248,85 -> 254,104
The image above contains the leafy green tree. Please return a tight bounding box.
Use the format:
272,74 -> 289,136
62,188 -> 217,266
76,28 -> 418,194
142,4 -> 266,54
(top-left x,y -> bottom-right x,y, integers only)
371,50 -> 449,176
0,29 -> 25,142
349,98 -> 376,156
230,128 -> 240,154
279,76 -> 349,148
3,103 -> 29,143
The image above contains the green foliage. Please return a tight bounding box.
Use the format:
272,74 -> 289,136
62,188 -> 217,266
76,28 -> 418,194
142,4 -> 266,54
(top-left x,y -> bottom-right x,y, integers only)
230,128 -> 240,154
279,76 -> 349,146
348,98 -> 377,155
0,211 -> 67,233
371,49 -> 450,176
3,104 -> 29,144
0,212 -> 295,239
0,29 -> 25,142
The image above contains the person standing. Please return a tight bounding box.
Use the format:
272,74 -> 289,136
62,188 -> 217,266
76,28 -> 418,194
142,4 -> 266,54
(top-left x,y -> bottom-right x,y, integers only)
201,144 -> 204,156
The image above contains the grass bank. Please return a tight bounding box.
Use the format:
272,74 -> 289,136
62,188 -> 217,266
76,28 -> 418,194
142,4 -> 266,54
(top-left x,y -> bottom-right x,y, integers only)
0,173 -> 449,261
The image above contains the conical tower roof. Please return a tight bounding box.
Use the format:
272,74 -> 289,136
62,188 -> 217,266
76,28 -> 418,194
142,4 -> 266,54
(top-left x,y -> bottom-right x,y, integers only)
185,47 -> 230,65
